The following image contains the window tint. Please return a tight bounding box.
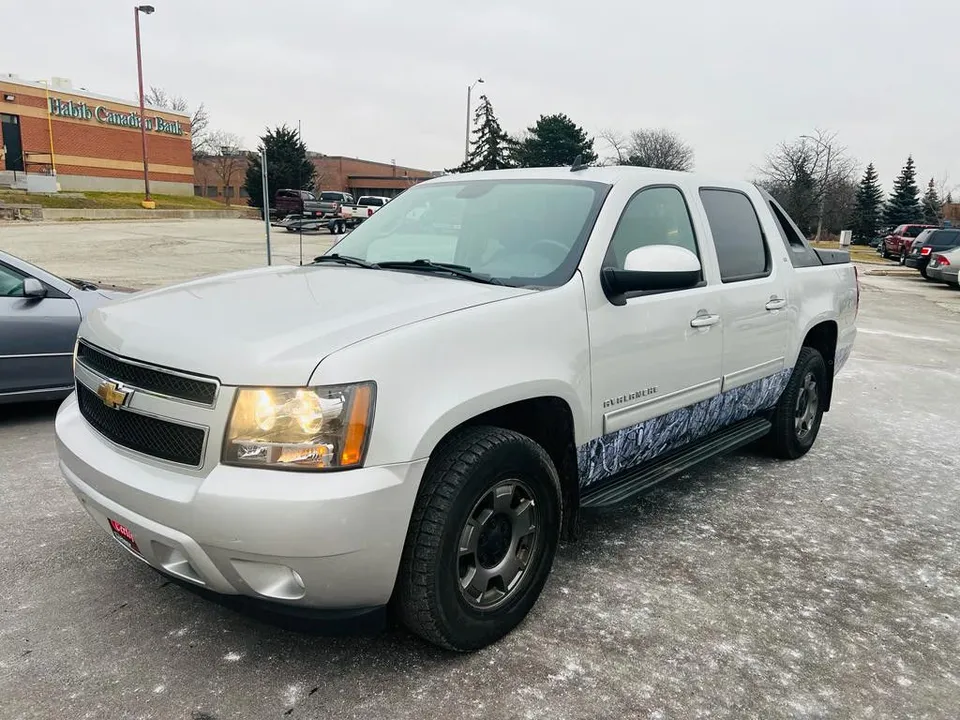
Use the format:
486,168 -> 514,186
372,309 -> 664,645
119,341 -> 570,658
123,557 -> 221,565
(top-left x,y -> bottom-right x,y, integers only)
700,189 -> 770,282
359,197 -> 384,206
768,201 -> 805,247
930,230 -> 960,247
607,186 -> 699,270
0,263 -> 26,297
320,192 -> 344,201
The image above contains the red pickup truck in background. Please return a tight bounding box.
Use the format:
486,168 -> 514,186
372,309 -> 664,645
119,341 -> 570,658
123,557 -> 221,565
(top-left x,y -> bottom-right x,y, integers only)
881,224 -> 937,261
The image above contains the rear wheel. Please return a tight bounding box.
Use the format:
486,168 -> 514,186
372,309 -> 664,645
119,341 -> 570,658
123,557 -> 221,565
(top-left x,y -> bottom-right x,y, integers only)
766,347 -> 827,460
397,427 -> 561,651
899,250 -> 907,265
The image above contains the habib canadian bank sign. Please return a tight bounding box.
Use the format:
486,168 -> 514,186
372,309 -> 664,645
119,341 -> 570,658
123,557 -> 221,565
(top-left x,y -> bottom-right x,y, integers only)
48,97 -> 185,136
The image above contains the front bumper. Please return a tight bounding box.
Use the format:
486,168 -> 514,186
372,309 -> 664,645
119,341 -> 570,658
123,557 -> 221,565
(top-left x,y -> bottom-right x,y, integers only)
56,394 -> 426,609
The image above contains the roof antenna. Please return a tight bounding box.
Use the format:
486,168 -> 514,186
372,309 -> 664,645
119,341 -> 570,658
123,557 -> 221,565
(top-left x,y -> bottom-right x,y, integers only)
570,154 -> 589,172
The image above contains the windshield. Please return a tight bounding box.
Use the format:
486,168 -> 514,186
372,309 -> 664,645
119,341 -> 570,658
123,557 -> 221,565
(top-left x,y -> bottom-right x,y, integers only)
325,179 -> 609,287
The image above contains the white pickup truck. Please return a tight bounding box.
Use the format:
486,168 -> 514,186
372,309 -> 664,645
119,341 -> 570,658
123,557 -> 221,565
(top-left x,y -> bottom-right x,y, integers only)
55,167 -> 857,651
343,195 -> 391,223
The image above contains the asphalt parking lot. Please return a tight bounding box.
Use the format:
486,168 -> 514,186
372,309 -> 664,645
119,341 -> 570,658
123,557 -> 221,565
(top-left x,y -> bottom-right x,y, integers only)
2,219 -> 337,289
1,225 -> 959,719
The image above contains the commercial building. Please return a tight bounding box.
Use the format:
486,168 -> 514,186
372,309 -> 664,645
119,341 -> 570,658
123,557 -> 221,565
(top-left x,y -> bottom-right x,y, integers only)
0,74 -> 192,195
193,153 -> 436,203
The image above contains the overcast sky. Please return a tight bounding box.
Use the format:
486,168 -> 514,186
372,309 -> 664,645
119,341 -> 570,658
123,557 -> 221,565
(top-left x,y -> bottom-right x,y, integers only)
6,0 -> 957,192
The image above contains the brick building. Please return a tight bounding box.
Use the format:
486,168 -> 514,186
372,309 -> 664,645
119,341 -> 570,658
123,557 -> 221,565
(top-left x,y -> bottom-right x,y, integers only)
192,153 -> 435,203
1,74 -> 192,194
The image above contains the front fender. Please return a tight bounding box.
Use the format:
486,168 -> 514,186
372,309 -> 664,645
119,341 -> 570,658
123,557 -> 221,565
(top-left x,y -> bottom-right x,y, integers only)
310,277 -> 592,467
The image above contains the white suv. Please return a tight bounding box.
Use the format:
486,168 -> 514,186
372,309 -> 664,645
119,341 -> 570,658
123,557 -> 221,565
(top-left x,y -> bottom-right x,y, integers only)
56,166 -> 858,651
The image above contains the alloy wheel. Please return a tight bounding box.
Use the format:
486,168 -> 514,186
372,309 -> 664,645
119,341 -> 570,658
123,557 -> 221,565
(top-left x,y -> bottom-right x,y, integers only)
794,372 -> 820,440
458,480 -> 540,610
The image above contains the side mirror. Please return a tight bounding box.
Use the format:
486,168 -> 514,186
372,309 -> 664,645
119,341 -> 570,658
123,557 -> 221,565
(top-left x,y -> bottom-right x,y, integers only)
601,245 -> 701,305
23,278 -> 47,298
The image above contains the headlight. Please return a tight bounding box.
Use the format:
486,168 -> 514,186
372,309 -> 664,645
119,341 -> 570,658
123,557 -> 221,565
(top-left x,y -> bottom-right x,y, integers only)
222,382 -> 375,470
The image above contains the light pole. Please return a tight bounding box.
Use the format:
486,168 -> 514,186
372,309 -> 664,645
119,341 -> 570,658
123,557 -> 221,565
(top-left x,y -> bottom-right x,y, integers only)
801,133 -> 832,243
134,5 -> 155,208
464,78 -> 484,163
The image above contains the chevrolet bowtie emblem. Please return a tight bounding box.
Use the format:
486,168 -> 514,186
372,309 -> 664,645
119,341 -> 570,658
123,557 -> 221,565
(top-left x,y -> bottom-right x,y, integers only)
96,381 -> 129,410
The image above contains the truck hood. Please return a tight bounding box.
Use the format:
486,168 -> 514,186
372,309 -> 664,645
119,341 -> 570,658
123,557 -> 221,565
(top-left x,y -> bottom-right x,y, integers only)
81,265 -> 532,385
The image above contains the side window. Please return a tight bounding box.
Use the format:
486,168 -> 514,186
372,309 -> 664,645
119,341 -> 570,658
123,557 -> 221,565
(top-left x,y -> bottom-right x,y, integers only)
700,188 -> 770,282
606,186 -> 699,271
0,263 -> 26,297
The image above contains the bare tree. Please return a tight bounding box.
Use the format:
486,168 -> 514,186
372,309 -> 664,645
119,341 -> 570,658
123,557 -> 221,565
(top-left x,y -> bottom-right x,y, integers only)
622,129 -> 694,171
205,131 -> 244,205
756,129 -> 858,238
142,86 -> 210,157
598,129 -> 629,165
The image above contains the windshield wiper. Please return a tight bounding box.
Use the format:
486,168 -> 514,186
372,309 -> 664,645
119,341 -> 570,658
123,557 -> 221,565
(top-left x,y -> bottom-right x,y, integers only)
377,259 -> 503,285
311,253 -> 379,269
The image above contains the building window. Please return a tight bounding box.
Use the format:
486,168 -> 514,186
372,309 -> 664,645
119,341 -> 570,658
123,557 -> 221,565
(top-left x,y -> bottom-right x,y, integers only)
239,187 -> 249,198
225,186 -> 235,198
206,186 -> 218,198
193,185 -> 202,196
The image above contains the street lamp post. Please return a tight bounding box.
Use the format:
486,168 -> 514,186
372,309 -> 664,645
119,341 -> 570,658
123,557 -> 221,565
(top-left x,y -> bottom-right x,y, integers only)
464,78 -> 484,163
801,133 -> 832,243
134,5 -> 155,208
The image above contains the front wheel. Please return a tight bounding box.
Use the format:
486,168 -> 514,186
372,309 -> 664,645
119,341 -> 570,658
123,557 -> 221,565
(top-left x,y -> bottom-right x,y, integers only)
899,251 -> 907,265
397,427 -> 562,651
766,347 -> 827,459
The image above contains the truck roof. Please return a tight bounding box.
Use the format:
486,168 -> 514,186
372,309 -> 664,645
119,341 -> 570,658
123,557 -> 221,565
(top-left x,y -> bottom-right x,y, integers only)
426,166 -> 758,194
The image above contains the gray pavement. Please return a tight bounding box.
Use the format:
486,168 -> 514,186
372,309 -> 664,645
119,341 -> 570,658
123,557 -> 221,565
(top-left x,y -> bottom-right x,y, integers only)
1,219 -> 337,289
1,232 -> 959,718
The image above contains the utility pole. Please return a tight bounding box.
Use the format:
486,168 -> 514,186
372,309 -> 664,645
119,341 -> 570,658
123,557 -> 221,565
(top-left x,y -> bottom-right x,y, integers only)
261,147 -> 272,265
134,5 -> 155,208
464,78 -> 484,163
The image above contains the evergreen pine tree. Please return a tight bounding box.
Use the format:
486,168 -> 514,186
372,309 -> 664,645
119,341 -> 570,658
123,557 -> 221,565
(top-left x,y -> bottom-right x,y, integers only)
243,125 -> 315,210
850,163 -> 884,243
921,177 -> 942,224
883,156 -> 922,225
947,191 -> 954,205
513,113 -> 597,168
448,95 -> 515,173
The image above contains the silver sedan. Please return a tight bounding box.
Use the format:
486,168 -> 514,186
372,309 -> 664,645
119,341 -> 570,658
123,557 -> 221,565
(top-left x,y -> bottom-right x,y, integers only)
0,250 -> 128,404
926,247 -> 960,288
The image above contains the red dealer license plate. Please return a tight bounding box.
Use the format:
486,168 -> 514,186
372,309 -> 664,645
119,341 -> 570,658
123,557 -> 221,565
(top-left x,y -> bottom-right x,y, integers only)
109,519 -> 141,555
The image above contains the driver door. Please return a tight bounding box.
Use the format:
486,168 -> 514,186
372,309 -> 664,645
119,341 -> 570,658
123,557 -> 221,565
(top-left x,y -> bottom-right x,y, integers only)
584,185 -> 723,487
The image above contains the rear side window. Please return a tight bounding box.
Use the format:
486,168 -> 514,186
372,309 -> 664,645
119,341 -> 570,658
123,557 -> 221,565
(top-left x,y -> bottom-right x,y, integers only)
905,226 -> 927,238
700,189 -> 770,282
930,230 -> 960,247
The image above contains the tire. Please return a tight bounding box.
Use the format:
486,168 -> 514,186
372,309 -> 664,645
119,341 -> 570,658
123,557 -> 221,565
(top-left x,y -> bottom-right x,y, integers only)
920,265 -> 931,280
899,251 -> 907,266
880,245 -> 888,259
766,347 -> 827,460
397,426 -> 562,652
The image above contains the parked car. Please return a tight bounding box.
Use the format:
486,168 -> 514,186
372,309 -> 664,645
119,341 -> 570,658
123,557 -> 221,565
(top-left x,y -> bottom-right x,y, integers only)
0,251 -> 127,404
273,189 -> 324,220
899,228 -> 937,265
55,167 -> 858,651
881,224 -> 937,260
926,247 -> 960,287
344,195 -> 391,223
906,229 -> 960,278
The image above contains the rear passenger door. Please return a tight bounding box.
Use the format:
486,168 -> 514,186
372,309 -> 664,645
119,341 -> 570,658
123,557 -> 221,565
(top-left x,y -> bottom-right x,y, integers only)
699,187 -> 790,392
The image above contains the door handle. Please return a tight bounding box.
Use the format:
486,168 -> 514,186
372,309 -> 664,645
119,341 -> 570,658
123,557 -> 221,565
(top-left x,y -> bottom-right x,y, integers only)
690,312 -> 720,328
765,297 -> 787,311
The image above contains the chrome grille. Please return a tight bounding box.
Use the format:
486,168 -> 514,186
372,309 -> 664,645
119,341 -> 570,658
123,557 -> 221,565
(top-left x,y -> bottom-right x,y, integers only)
77,341 -> 217,406
76,383 -> 206,467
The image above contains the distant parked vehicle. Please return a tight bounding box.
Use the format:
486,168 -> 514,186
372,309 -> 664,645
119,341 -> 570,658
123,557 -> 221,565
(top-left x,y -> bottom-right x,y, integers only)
899,229 -> 936,265
905,229 -> 960,278
0,251 -> 128,404
925,247 -> 960,288
273,189 -> 324,220
881,224 -> 937,260
344,196 -> 391,223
